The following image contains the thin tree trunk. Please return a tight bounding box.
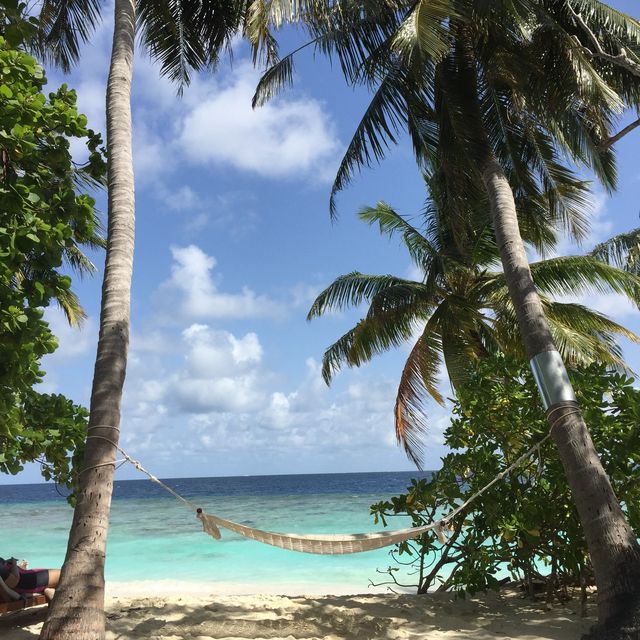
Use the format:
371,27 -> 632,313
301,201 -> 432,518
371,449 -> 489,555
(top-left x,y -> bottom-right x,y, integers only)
480,153 -> 640,631
40,1 -> 136,638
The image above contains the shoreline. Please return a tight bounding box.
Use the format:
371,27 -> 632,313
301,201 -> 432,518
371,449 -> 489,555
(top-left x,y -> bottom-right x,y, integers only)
1,583 -> 596,640
105,579 -> 398,597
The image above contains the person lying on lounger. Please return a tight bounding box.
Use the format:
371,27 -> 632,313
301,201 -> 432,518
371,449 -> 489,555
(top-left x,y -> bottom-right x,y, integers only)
0,557 -> 60,602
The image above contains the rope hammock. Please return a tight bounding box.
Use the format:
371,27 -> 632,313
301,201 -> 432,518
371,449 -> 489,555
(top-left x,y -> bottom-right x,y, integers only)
84,411 -> 575,555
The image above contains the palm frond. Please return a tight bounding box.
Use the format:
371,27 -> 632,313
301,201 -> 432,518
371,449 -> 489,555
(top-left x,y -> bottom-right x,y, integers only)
590,228 -> 640,273
55,287 -> 87,327
37,0 -> 104,71
568,0 -> 640,45
390,0 -> 453,63
138,0 -> 242,91
329,65 -> 410,217
530,255 -> 640,302
544,300 -> 639,372
307,272 -> 427,319
320,308 -> 422,382
252,47 -> 296,107
486,255 -> 640,304
395,329 -> 443,468
63,245 -> 97,278
320,326 -> 357,384
359,202 -> 439,273
350,310 -> 423,366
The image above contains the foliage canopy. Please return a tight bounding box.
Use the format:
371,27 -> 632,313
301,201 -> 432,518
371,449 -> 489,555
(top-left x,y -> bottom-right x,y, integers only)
371,357 -> 640,597
0,4 -> 106,489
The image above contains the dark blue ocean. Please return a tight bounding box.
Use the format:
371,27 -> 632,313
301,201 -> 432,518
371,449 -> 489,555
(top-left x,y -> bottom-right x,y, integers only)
1,472 -> 432,593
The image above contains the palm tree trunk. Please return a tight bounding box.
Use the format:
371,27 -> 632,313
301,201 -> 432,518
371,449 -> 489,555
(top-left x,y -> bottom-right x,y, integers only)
480,152 -> 640,630
40,2 -> 136,638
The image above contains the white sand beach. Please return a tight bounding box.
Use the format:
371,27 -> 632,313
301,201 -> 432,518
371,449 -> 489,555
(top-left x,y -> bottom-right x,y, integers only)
0,584 -> 596,640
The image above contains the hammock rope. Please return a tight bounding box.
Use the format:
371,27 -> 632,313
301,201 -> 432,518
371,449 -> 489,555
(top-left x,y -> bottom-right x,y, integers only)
82,411 -> 576,555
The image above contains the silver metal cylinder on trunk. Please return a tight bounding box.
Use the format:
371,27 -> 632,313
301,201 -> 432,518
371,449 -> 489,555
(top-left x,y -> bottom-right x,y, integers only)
529,350 -> 576,410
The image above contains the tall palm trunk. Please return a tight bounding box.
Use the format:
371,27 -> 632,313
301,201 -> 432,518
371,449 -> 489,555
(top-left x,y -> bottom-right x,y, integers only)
480,152 -> 640,629
40,2 -> 136,638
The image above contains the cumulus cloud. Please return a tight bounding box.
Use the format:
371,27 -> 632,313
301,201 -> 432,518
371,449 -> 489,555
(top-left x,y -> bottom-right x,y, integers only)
125,323 -> 268,425
178,64 -> 340,180
158,245 -> 284,320
121,339 -> 405,461
48,24 -> 340,185
112,257 -> 452,472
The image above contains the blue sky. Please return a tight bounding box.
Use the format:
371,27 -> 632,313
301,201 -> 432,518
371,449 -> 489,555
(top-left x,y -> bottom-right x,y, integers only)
5,1 -> 640,484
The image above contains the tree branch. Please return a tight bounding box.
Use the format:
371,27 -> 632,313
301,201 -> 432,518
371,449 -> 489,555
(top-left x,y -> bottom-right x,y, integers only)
599,116 -> 640,149
567,3 -> 640,77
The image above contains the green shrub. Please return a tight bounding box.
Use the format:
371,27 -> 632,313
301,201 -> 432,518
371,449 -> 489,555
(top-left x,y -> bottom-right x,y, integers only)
0,3 -> 105,493
371,356 -> 640,601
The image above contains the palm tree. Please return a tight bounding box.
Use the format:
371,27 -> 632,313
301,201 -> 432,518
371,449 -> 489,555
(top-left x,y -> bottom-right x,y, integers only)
253,0 -> 640,631
35,2 -> 242,638
310,195 -> 640,466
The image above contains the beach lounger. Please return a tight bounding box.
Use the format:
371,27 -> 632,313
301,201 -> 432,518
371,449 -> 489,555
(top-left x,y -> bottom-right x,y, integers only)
0,575 -> 49,615
0,594 -> 48,615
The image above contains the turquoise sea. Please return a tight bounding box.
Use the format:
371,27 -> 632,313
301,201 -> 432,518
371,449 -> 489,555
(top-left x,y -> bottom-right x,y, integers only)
1,472 -> 433,593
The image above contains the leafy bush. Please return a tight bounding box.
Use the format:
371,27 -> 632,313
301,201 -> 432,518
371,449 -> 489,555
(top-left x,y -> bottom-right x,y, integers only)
0,3 -> 105,492
371,356 -> 640,602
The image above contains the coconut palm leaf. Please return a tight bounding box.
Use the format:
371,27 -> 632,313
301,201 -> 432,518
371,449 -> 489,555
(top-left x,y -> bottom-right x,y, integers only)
544,302 -> 635,372
39,0 -> 244,91
590,227 -> 640,274
307,272 -> 429,318
54,287 -> 88,327
395,329 -> 443,467
320,326 -> 357,384
485,256 -> 640,303
531,256 -> 640,301
37,0 -> 104,71
358,202 -> 441,273
137,0 -> 240,89
319,310 -> 418,383
390,0 -> 453,63
567,0 -> 640,47
349,309 -> 424,365
329,64 -> 430,217
547,303 -> 637,343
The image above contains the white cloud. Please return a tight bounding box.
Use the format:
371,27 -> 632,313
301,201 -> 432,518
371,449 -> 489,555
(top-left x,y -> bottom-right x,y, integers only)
158,245 -> 284,320
125,324 -> 268,423
164,185 -> 202,212
48,22 -> 340,185
119,322 -> 421,464
182,324 -> 262,378
178,64 -> 340,180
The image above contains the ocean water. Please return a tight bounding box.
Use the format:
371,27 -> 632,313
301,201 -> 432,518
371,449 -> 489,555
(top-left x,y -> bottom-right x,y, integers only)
0,472 -> 433,592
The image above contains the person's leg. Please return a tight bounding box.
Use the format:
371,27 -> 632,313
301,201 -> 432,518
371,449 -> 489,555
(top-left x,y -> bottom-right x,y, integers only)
42,569 -> 61,601
47,570 -> 60,588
